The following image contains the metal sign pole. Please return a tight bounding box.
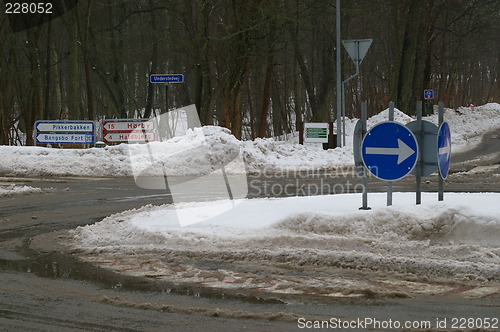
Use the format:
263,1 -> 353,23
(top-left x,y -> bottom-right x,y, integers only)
341,59 -> 360,147
438,101 -> 444,201
336,0 -> 342,147
387,101 -> 394,206
360,102 -> 371,210
416,101 -> 423,205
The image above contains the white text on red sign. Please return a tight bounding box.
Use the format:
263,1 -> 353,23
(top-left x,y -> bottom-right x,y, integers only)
103,120 -> 155,132
103,132 -> 156,143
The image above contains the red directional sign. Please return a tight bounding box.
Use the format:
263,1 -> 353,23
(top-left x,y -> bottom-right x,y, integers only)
103,119 -> 155,132
103,132 -> 156,143
102,119 -> 156,144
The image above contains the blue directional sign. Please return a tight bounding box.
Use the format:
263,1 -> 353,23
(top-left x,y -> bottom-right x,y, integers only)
36,133 -> 95,144
424,89 -> 434,100
34,120 -> 96,144
437,122 -> 451,179
150,74 -> 184,83
35,121 -> 95,133
361,122 -> 419,181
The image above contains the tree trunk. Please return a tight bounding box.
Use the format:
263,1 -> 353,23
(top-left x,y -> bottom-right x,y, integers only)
66,12 -> 80,120
256,56 -> 274,138
396,1 -> 424,114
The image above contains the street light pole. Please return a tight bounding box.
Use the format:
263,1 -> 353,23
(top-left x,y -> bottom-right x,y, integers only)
336,0 -> 342,147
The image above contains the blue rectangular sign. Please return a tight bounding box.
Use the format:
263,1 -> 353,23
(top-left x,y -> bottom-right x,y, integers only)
35,121 -> 95,133
424,89 -> 434,100
150,74 -> 184,83
35,133 -> 95,144
35,120 -> 96,144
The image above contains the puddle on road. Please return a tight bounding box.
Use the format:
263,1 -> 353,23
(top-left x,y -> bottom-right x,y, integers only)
0,235 -> 289,305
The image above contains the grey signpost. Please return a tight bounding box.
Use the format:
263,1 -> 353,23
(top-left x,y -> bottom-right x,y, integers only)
341,39 -> 372,146
150,74 -> 184,115
353,103 -> 370,209
360,102 -> 370,210
336,0 -> 342,148
387,102 -> 394,206
150,74 -> 184,140
415,102 -> 423,204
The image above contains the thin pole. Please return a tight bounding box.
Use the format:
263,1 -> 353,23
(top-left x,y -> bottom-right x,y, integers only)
165,85 -> 169,114
336,0 -> 342,147
360,102 -> 370,210
387,101 -> 394,206
341,60 -> 359,146
416,101 -> 422,205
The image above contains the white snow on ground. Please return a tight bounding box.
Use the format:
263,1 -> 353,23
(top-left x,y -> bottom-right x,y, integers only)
1,103 -> 499,177
71,192 -> 500,282
0,184 -> 44,196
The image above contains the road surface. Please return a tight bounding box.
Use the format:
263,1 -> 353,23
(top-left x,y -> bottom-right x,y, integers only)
0,129 -> 499,331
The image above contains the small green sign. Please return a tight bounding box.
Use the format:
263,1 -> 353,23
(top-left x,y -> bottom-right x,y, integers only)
304,123 -> 329,143
306,128 -> 327,138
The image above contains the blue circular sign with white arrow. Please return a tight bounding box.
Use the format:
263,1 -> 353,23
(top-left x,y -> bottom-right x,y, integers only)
361,121 -> 419,181
437,122 -> 451,179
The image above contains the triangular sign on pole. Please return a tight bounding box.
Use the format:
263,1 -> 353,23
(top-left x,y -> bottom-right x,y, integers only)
342,39 -> 372,64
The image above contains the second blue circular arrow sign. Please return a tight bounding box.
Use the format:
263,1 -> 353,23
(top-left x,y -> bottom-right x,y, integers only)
361,121 -> 419,181
437,122 -> 451,179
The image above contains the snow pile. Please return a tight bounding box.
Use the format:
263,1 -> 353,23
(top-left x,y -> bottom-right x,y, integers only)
0,103 -> 499,177
71,193 -> 500,281
367,108 -> 414,126
425,103 -> 500,152
241,137 -> 352,173
127,126 -> 245,177
0,144 -> 133,177
0,184 -> 44,196
0,126 -> 353,177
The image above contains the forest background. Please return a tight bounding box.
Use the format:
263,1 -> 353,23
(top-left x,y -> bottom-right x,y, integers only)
0,0 -> 499,145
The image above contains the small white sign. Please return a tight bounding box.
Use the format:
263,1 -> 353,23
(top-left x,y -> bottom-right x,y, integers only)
304,123 -> 329,143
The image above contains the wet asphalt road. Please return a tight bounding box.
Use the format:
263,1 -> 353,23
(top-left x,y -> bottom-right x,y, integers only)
0,129 -> 499,331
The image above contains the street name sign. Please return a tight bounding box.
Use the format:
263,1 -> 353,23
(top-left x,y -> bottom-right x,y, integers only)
150,74 -> 184,83
361,121 -> 418,181
34,120 -> 95,144
304,123 -> 328,143
437,122 -> 451,179
103,119 -> 155,132
424,89 -> 434,100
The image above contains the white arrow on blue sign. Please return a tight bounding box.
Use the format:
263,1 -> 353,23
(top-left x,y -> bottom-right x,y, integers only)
361,121 -> 419,181
35,121 -> 95,133
36,133 -> 95,144
437,122 -> 451,179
